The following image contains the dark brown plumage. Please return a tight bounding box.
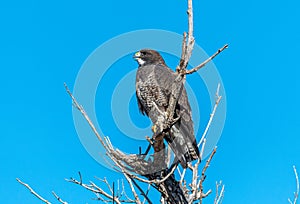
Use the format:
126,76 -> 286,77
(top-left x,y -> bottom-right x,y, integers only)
134,49 -> 199,168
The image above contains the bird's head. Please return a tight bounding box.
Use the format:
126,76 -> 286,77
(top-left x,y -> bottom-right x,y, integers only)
133,49 -> 165,66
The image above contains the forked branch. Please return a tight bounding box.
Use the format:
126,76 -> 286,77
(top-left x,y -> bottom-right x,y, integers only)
66,172 -> 137,204
214,181 -> 225,204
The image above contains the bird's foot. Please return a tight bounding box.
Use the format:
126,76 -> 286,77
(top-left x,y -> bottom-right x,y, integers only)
153,115 -> 167,134
152,115 -> 179,137
166,115 -> 180,127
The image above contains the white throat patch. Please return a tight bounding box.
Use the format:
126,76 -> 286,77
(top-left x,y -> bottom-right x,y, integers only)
137,58 -> 146,66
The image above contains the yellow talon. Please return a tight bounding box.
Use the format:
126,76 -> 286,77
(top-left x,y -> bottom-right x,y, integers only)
152,125 -> 157,133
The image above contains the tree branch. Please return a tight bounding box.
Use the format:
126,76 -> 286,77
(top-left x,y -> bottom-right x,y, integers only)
123,173 -> 142,204
197,148 -> 217,203
64,83 -> 109,152
214,181 -> 225,204
16,178 -> 52,204
52,191 -> 68,204
177,0 -> 195,72
66,173 -> 136,204
185,44 -> 228,75
198,83 -> 222,148
288,166 -> 299,204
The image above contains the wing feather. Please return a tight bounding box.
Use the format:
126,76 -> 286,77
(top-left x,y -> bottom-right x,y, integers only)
136,63 -> 199,168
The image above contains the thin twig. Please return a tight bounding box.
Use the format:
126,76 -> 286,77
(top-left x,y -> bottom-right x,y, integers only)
78,171 -> 82,184
16,178 -> 51,204
288,166 -> 299,204
215,183 -> 225,204
130,178 -> 152,204
200,138 -> 207,159
121,179 -> 133,202
123,173 -> 142,204
52,191 -> 68,204
66,177 -> 127,204
189,157 -> 201,203
185,0 -> 195,65
65,172 -> 138,204
185,44 -> 228,75
180,168 -> 186,184
198,83 -> 222,148
142,184 -> 152,204
117,179 -> 120,198
198,148 -> 217,203
95,195 -> 109,203
95,177 -> 113,194
177,32 -> 187,71
214,181 -> 219,204
64,83 -> 108,150
177,0 -> 195,72
177,166 -> 182,178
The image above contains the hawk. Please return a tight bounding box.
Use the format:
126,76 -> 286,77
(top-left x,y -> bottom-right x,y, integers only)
134,49 -> 199,168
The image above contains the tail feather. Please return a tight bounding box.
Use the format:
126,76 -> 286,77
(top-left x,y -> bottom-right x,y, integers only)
168,86 -> 199,168
166,121 -> 199,168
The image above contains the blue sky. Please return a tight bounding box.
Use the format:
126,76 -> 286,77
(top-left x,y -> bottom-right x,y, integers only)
1,0 -> 300,203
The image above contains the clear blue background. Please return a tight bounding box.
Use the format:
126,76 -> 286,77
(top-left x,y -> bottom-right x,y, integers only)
1,0 -> 300,203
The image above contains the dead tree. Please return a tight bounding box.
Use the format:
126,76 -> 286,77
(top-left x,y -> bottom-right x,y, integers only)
59,0 -> 228,202
17,0 -> 230,203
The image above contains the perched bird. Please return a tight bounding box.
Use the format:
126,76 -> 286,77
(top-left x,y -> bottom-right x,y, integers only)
134,49 -> 199,168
